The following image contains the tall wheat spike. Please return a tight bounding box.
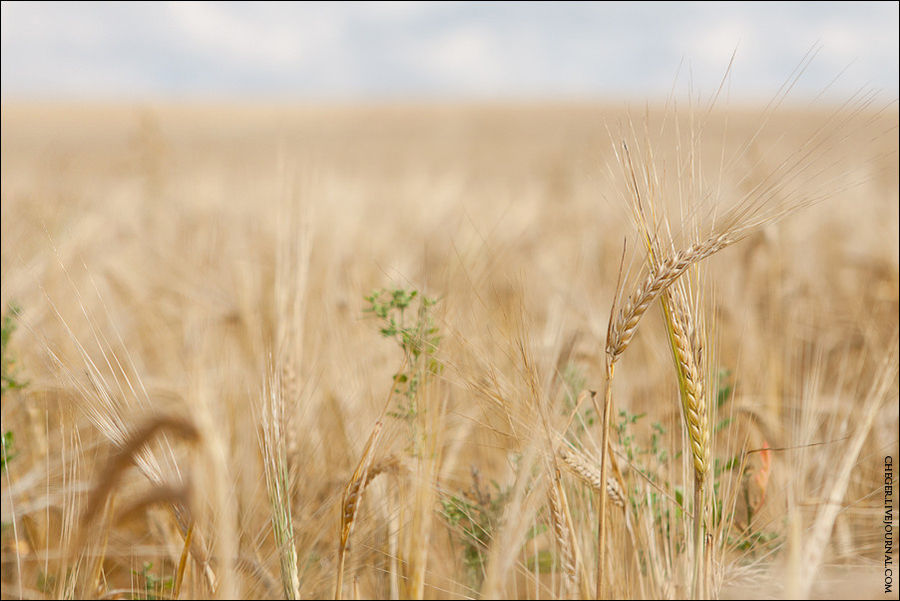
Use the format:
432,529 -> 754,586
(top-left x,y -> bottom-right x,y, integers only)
663,292 -> 709,483
661,285 -> 709,599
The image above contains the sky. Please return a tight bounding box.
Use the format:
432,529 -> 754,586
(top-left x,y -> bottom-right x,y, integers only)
1,1 -> 898,101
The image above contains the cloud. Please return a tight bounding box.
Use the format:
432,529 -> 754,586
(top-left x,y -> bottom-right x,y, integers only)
1,1 -> 896,99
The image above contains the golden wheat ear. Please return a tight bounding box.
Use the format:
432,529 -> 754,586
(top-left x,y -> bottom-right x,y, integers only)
606,232 -> 733,365
558,446 -> 627,507
335,419 -> 383,600
546,460 -> 591,600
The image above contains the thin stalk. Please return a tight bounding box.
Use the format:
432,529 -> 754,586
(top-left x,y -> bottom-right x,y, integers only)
173,522 -> 194,599
691,478 -> 705,600
594,362 -> 615,599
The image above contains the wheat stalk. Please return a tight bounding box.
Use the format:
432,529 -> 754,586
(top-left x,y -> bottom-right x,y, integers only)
614,128 -> 719,597
599,226 -> 724,599
595,362 -> 615,599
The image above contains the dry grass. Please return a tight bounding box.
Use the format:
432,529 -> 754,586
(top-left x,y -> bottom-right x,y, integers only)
1,95 -> 897,600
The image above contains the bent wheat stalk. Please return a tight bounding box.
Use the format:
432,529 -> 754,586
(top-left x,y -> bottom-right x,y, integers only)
598,231 -> 732,598
335,419 -> 383,600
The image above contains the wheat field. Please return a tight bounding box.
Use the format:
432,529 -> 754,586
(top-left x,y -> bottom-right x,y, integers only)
1,96 -> 897,600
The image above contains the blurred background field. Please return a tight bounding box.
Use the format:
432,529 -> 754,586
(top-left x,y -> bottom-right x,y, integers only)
1,98 -> 897,599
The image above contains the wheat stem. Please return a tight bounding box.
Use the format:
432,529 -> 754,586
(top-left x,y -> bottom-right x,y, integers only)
595,362 -> 614,600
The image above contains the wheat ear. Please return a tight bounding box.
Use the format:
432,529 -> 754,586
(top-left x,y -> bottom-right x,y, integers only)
547,464 -> 581,599
260,370 -> 302,600
659,285 -> 709,599
557,447 -> 626,509
665,294 -> 710,483
606,233 -> 732,364
335,420 -> 383,600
